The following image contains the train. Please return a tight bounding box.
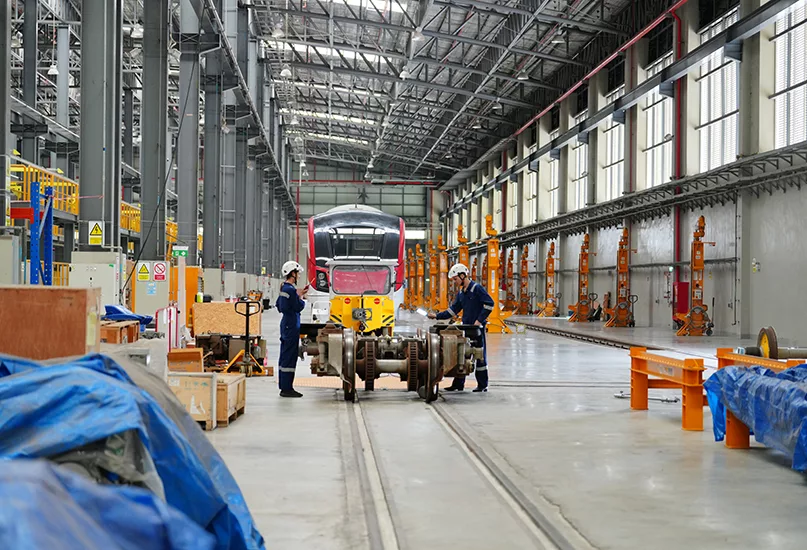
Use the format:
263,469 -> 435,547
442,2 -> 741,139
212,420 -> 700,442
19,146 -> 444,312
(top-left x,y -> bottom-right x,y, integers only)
301,204 -> 406,324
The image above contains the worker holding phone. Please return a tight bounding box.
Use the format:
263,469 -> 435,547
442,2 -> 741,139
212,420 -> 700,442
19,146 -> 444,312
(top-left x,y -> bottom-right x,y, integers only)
428,263 -> 493,392
276,261 -> 308,398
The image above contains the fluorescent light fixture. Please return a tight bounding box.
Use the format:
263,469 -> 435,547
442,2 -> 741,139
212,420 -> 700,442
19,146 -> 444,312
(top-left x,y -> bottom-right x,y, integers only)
280,65 -> 292,78
272,26 -> 284,38
294,135 -> 303,143
290,116 -> 300,125
412,27 -> 424,41
47,63 -> 59,76
268,42 -> 383,65
367,160 -> 374,169
400,68 -> 411,80
287,130 -> 370,146
300,160 -> 306,168
516,71 -> 529,81
472,121 -> 482,129
279,107 -> 376,127
11,35 -> 21,48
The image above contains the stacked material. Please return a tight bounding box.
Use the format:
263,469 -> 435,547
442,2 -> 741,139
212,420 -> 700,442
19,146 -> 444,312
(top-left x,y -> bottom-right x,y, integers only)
0,353 -> 264,550
705,364 -> 807,471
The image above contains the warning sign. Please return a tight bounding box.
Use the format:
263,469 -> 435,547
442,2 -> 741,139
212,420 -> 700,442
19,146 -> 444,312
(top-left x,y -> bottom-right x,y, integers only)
153,261 -> 167,282
136,262 -> 151,282
89,221 -> 104,246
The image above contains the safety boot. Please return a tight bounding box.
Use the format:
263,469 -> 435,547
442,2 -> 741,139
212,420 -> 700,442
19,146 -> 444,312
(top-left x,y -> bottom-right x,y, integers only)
280,389 -> 303,398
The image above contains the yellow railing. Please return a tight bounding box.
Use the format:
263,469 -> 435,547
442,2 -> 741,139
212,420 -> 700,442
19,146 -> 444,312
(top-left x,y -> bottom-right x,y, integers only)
166,220 -> 178,243
25,261 -> 70,286
121,201 -> 142,233
10,163 -> 79,215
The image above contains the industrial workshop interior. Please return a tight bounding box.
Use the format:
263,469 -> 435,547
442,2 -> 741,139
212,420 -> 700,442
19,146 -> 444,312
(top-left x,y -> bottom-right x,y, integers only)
6,0 -> 807,548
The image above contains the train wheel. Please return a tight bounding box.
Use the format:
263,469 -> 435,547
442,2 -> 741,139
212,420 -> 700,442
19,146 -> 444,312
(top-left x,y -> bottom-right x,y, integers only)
364,340 -> 376,391
407,341 -> 420,392
342,330 -> 356,402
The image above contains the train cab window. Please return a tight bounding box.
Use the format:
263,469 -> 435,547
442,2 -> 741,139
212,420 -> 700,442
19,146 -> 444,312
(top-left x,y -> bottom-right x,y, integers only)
330,266 -> 392,295
329,227 -> 385,258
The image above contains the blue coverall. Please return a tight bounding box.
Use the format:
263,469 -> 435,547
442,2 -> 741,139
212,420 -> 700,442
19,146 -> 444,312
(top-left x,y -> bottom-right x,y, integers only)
276,281 -> 306,391
436,280 -> 494,389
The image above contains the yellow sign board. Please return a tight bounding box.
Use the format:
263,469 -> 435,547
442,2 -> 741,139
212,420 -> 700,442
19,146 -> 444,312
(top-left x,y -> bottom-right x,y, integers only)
89,221 -> 103,246
136,262 -> 151,282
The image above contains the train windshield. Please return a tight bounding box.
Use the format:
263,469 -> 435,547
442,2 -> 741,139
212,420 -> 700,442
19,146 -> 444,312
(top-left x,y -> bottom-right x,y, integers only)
328,227 -> 387,258
330,266 -> 391,295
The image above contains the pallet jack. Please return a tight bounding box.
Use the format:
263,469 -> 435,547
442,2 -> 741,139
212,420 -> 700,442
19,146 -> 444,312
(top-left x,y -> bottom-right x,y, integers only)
226,299 -> 271,377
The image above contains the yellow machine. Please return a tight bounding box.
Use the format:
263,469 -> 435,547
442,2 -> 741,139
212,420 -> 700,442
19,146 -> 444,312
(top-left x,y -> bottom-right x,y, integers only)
536,242 -> 558,317
674,216 -> 715,336
327,260 -> 397,335
569,234 -> 597,322
604,228 -> 638,328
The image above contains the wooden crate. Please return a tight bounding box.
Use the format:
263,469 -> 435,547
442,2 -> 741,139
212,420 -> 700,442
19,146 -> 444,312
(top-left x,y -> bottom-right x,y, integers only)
167,348 -> 204,373
192,301 -> 261,336
216,374 -> 246,427
168,372 -> 217,431
100,320 -> 140,344
0,286 -> 101,359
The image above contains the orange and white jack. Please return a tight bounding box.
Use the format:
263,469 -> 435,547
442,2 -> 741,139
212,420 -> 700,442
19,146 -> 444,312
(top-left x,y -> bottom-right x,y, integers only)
674,216 -> 715,336
517,245 -> 530,315
484,215 -> 512,334
604,227 -> 638,328
568,234 -> 597,323
536,242 -> 558,317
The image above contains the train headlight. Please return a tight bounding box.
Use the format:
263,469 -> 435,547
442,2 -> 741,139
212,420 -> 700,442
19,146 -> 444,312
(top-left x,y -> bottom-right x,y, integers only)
316,271 -> 329,292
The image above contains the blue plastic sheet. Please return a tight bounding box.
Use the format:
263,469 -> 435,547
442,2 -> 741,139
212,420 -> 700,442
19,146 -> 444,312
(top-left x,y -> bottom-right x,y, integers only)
0,354 -> 264,550
704,364 -> 807,471
0,459 -> 214,550
104,304 -> 153,330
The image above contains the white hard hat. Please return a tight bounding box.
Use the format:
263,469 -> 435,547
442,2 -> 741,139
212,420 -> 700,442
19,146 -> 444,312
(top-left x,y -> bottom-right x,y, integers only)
282,261 -> 303,278
448,263 -> 470,278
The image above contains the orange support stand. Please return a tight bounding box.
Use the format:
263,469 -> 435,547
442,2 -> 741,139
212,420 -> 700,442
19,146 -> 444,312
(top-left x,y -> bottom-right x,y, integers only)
715,349 -> 802,449
481,255 -> 488,286
518,245 -> 530,315
455,225 -> 470,304
537,242 -> 558,317
415,244 -> 425,309
604,228 -> 637,328
675,216 -> 716,336
405,248 -> 416,310
569,234 -> 596,322
471,257 -> 478,283
629,347 -> 705,431
504,249 -> 517,311
437,235 -> 449,311
484,215 -> 512,334
428,239 -> 438,310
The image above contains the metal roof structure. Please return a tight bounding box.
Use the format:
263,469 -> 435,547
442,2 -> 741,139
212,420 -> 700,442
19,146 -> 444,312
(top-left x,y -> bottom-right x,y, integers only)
250,0 -> 674,184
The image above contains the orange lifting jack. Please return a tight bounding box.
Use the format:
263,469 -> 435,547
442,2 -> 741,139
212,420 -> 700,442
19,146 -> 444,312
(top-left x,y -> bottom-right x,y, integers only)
604,228 -> 638,328
415,244 -> 425,309
569,234 -> 597,322
518,245 -> 530,315
504,249 -> 517,311
427,239 -> 438,310
471,256 -> 478,282
536,242 -> 559,317
405,248 -> 416,310
481,254 -> 488,286
484,215 -> 512,334
455,225 -> 470,304
437,235 -> 449,311
674,216 -> 715,336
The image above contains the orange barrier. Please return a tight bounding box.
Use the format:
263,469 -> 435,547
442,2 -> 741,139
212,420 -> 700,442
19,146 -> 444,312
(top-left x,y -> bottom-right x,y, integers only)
10,163 -> 79,215
715,348 -> 802,449
629,347 -> 705,431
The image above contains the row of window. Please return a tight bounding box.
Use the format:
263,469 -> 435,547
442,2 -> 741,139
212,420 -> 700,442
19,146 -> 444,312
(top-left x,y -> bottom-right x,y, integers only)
449,5 -> 807,244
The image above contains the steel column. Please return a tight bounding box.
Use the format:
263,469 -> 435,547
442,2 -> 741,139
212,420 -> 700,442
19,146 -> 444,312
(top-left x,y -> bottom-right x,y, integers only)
123,88 -> 134,168
21,0 -> 37,162
178,0 -> 201,264
0,0 -> 9,225
78,0 -> 108,246
105,0 -> 122,248
55,25 -> 70,174
140,0 -> 170,259
203,49 -> 223,268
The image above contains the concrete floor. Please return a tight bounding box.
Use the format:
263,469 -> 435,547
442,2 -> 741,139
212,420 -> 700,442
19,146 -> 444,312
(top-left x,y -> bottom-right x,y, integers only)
209,309 -> 807,550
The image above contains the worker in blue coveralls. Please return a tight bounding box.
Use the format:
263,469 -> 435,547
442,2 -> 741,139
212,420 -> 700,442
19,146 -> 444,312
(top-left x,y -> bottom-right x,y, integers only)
428,263 -> 494,392
276,261 -> 308,398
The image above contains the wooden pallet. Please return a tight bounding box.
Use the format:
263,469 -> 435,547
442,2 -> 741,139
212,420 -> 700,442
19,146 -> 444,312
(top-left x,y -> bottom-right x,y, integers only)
100,320 -> 140,344
216,374 -> 246,427
219,405 -> 246,428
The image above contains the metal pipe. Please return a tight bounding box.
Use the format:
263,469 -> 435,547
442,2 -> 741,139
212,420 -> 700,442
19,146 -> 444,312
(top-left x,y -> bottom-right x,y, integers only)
374,359 -> 408,373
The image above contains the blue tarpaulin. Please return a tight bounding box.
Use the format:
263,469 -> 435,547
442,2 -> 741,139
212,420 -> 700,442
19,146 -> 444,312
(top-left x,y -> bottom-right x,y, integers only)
704,364 -> 807,471
0,459 -> 215,550
0,354 -> 264,550
104,304 -> 153,330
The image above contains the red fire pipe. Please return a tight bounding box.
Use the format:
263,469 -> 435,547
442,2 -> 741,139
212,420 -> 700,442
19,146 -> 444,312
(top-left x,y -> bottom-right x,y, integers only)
514,0 -> 692,138
672,10 -> 684,288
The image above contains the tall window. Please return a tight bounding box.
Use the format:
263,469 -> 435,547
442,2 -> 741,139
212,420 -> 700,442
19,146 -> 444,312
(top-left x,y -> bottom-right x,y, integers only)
525,170 -> 538,224
548,130 -> 560,217
645,54 -> 674,187
774,5 -> 807,148
604,87 -> 625,201
508,176 -> 519,230
571,111 -> 588,210
699,10 -> 739,172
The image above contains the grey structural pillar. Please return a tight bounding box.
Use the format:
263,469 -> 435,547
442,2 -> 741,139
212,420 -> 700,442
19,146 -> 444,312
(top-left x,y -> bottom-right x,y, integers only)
221,0 -> 237,271
0,0 -> 9,224
122,88 -> 135,203
78,0 -> 108,246
233,1 -> 249,273
140,0 -> 170,259
21,0 -> 37,162
55,25 -> 71,174
105,0 -> 122,248
177,0 -> 201,264
202,47 -> 223,267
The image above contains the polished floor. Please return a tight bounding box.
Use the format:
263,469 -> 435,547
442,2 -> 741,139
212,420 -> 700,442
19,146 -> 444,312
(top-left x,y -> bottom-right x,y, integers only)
208,310 -> 807,550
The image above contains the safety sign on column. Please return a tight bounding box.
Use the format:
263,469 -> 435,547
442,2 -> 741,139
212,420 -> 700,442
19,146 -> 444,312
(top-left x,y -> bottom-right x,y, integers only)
136,262 -> 151,282
153,261 -> 167,282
